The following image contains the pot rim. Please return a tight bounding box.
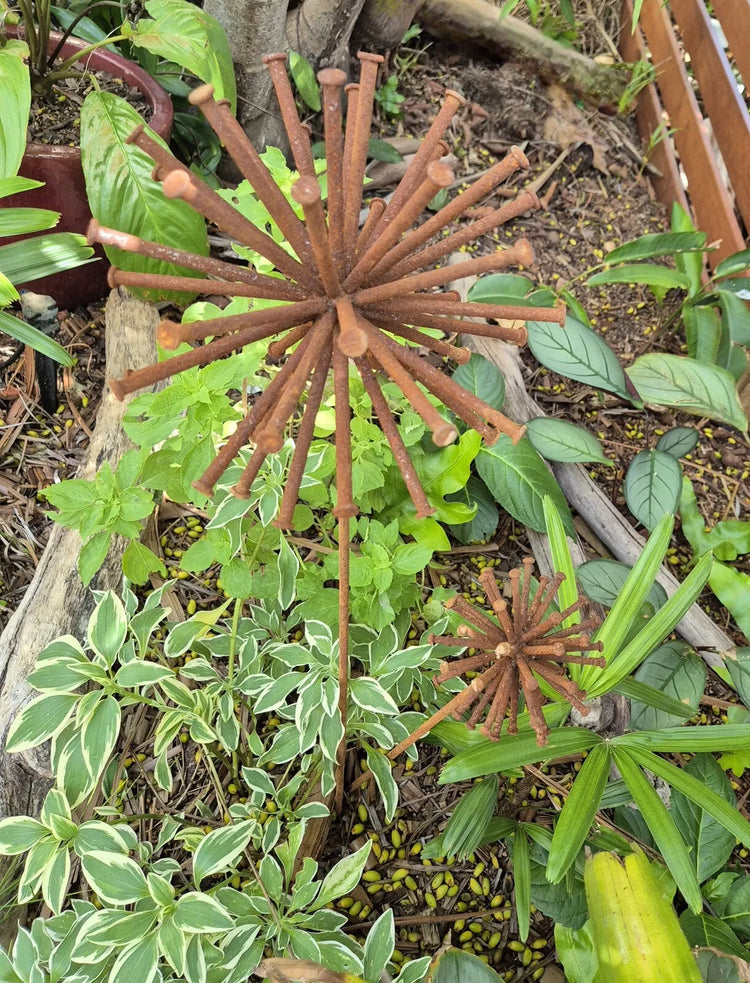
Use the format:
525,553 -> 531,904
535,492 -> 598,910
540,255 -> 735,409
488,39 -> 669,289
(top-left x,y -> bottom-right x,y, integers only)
9,27 -> 173,156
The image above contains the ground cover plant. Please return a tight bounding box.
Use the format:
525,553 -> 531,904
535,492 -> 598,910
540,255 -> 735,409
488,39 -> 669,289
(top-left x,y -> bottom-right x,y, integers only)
1,4 -> 750,981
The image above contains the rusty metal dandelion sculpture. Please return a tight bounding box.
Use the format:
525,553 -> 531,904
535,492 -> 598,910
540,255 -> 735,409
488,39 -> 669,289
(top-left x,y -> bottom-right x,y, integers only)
87,51 -> 567,804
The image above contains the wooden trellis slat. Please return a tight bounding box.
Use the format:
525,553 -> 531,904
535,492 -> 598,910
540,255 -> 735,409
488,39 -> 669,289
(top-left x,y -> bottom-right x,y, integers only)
711,0 -> 750,106
668,0 -> 750,234
635,0 -> 745,266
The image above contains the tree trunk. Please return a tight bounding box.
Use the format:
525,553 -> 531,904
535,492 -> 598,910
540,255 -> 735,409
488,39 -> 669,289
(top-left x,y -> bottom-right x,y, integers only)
204,0 -> 290,149
0,289 -> 160,919
353,0 -> 425,50
286,0 -> 368,71
420,0 -> 629,110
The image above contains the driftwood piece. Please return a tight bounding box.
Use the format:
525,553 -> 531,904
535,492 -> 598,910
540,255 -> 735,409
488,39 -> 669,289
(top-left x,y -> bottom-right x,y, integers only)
0,288 -> 159,832
446,261 -> 735,667
420,0 -> 629,110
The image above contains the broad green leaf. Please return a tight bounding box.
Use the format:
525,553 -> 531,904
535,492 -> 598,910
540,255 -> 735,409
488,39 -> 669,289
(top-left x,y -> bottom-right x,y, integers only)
585,848 -> 702,983
42,846 -> 71,914
618,724 -> 750,754
626,354 -> 747,431
447,475 -> 499,544
122,541 -> 167,585
468,272 -> 534,305
123,0 -> 236,110
629,643 -> 705,730
587,264 -> 691,292
716,289 -> 750,346
0,309 -> 74,365
612,748 -> 701,912
655,426 -> 699,459
680,910 -> 748,960
363,910 -> 395,983
6,693 -> 78,752
87,909 -> 160,946
476,435 -> 573,535
724,648 -> 750,711
605,232 -> 706,264
576,558 -> 667,612
0,40 -> 31,178
451,353 -> 506,412
554,923 -> 598,983
671,754 -> 736,883
624,449 -> 682,531
367,139 -> 403,163
192,821 -> 255,887
88,591 -> 127,664
173,892 -> 234,932
526,315 -> 634,402
0,176 -> 44,199
615,677 -> 694,722
428,947 -> 505,983
0,817 -> 49,856
364,746 -> 398,824
683,303 -> 721,363
314,841 -> 372,910
680,477 -> 750,562
526,417 -> 611,466
512,829 -> 531,941
289,51 -> 321,111
709,561 -> 750,637
80,92 -> 208,303
109,933 -> 159,983
714,248 -> 750,279
547,743 -> 610,883
0,233 -> 95,288
115,662 -> 173,687
81,850 -> 150,904
440,728 -> 602,784
81,695 -> 121,780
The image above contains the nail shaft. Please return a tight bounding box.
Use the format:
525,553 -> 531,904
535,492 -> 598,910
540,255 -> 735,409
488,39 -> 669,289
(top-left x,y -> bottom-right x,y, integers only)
291,176 -> 340,296
317,68 -> 348,275
107,267 -> 303,303
188,84 -> 316,270
263,53 -> 317,178
332,342 -> 357,518
343,53 -> 384,253
355,357 -> 434,519
157,297 -> 327,348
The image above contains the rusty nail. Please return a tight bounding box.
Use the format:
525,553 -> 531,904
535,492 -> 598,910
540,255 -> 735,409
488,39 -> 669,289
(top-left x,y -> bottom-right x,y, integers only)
332,343 -> 358,518
290,175 -> 340,296
317,67 -> 348,273
230,445 -> 270,500
263,53 -> 317,178
360,319 -> 458,447
274,339 -> 332,528
370,147 -> 530,280
355,357 -> 435,519
189,83 -> 316,270
334,297 -> 369,356
356,197 -> 386,255
342,52 -> 384,254
344,159 -> 455,292
385,189 -> 541,281
374,315 -> 471,363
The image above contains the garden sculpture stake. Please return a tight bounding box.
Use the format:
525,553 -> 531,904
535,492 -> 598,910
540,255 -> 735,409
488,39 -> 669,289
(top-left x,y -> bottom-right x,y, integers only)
87,51 -> 568,808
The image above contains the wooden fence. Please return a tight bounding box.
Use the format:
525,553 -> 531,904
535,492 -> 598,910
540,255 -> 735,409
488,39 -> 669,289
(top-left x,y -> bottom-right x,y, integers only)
620,0 -> 750,269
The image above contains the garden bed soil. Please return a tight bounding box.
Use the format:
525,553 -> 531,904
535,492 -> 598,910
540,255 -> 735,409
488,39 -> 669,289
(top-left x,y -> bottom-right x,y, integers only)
1,18 -> 749,979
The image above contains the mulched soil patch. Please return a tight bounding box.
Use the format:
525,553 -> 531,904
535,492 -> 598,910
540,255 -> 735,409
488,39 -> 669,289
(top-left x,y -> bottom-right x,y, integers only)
1,17 -> 749,980
27,68 -> 150,146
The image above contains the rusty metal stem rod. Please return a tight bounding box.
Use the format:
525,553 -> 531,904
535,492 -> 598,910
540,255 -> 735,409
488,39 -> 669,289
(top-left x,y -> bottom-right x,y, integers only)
189,84 -> 316,270
291,176 -> 340,297
267,321 -> 312,361
367,295 -> 564,328
367,90 -> 465,245
379,321 -> 471,364
318,68 -> 348,275
361,318 -> 457,447
356,198 -> 386,255
343,52 -> 384,255
192,328 -> 319,496
158,297 -> 328,348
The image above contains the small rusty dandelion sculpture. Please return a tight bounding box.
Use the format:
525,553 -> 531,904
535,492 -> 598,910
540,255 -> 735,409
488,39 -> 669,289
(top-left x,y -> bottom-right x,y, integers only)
87,52 -> 567,805
429,559 -> 606,746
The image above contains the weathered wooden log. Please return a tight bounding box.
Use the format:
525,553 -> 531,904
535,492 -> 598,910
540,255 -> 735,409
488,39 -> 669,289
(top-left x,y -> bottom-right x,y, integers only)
0,289 -> 159,853
420,0 -> 630,110
446,260 -> 735,667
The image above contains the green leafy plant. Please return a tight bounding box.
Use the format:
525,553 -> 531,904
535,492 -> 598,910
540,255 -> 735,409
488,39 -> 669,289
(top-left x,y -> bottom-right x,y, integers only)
431,501 -> 750,922
0,40 -> 93,359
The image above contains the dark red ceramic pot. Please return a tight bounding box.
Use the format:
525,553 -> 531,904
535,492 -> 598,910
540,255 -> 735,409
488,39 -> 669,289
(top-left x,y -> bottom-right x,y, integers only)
5,31 -> 173,310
